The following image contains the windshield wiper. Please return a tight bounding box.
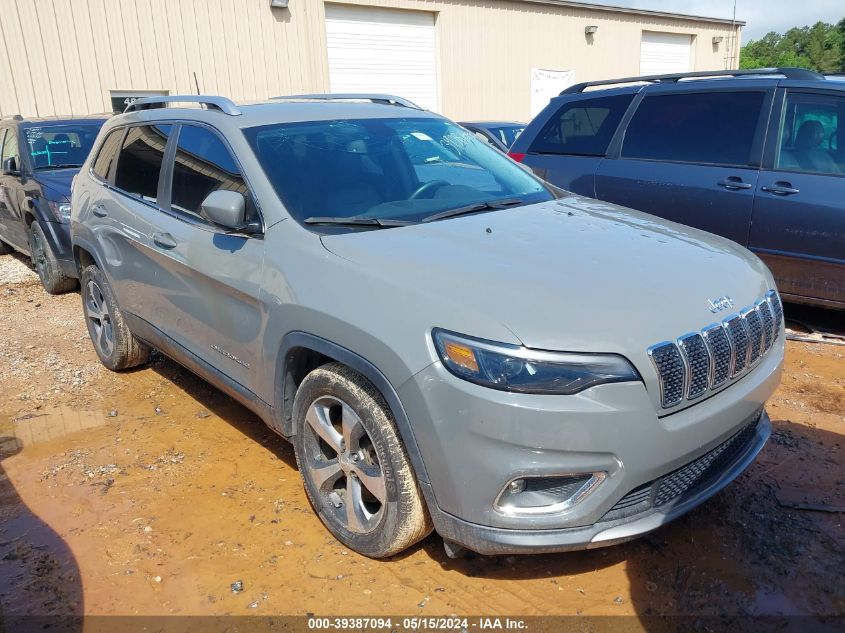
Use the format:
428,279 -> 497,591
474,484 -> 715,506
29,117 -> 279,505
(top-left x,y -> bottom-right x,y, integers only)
35,163 -> 83,170
421,198 -> 525,223
304,216 -> 413,228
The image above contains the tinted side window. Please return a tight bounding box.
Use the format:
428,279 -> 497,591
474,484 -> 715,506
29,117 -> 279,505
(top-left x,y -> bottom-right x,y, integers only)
170,125 -> 249,220
622,91 -> 765,166
775,91 -> 845,176
92,128 -> 124,182
529,94 -> 634,156
114,125 -> 172,202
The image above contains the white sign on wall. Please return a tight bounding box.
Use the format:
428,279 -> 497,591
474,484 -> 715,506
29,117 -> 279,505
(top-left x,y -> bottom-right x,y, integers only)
530,68 -> 576,117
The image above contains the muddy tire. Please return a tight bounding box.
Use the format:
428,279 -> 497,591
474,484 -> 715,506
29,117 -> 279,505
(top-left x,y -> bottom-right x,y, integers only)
28,221 -> 77,294
293,362 -> 432,558
80,264 -> 150,371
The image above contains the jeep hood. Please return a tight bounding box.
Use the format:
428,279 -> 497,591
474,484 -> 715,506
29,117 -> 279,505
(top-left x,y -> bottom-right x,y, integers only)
319,196 -> 774,358
33,168 -> 77,202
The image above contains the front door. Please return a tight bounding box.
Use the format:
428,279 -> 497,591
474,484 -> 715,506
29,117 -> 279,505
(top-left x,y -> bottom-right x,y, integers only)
750,88 -> 845,305
0,127 -> 28,250
142,123 -> 266,390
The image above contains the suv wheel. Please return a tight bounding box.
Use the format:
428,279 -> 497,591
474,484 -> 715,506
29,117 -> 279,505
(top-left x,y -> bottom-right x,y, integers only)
28,222 -> 76,294
80,264 -> 150,370
293,362 -> 432,558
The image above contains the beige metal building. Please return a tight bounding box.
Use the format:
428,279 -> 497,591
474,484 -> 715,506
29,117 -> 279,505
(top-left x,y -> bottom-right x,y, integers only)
0,0 -> 742,122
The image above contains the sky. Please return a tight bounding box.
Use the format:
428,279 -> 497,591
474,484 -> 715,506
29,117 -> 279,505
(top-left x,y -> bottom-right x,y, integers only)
577,0 -> 844,42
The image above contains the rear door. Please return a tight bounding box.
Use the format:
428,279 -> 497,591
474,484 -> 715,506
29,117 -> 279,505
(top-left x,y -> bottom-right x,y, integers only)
141,122 -> 266,389
518,92 -> 635,196
91,124 -> 173,317
595,83 -> 774,245
750,87 -> 845,305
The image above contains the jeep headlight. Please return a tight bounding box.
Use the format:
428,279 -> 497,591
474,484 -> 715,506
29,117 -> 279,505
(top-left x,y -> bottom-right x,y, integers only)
433,329 -> 640,394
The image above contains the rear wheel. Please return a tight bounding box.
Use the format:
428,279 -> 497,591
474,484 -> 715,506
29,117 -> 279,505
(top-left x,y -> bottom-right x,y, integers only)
80,264 -> 150,371
28,221 -> 76,294
293,362 -> 432,558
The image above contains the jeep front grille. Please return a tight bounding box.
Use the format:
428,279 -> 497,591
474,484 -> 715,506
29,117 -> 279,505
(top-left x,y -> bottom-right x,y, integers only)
648,290 -> 783,409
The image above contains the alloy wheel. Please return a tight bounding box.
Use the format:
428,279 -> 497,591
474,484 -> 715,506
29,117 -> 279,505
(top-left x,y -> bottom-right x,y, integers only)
85,280 -> 114,358
301,395 -> 386,533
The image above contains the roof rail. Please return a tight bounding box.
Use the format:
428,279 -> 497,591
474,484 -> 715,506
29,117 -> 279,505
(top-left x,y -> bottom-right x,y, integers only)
271,93 -> 422,110
124,95 -> 241,116
561,67 -> 824,94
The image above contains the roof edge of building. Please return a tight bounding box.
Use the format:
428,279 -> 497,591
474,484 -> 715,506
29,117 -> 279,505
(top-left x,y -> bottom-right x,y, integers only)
515,0 -> 746,27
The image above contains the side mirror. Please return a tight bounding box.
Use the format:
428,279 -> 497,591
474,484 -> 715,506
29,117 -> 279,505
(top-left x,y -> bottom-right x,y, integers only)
3,156 -> 18,175
200,190 -> 248,231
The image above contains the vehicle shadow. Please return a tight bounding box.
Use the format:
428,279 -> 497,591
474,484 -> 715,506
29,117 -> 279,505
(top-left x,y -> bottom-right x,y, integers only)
147,358 -> 297,471
0,435 -> 83,632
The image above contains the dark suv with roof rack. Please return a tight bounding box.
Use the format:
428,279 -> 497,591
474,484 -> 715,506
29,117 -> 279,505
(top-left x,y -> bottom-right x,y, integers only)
509,67 -> 845,310
0,115 -> 106,293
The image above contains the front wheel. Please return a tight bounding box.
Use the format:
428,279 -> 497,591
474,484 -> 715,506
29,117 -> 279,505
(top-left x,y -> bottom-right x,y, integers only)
28,222 -> 76,294
293,363 -> 432,558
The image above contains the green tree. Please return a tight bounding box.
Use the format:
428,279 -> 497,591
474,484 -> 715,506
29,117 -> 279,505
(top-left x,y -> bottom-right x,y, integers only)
740,20 -> 845,72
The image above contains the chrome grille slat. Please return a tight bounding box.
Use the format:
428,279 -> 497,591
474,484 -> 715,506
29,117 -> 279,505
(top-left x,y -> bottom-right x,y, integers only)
725,314 -> 749,376
702,324 -> 731,388
650,290 -> 783,410
677,333 -> 709,400
648,342 -> 685,408
758,299 -> 775,351
744,307 -> 764,364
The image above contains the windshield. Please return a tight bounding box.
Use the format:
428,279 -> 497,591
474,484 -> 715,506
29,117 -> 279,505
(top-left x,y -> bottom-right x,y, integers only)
487,125 -> 525,148
243,117 -> 552,226
22,122 -> 104,169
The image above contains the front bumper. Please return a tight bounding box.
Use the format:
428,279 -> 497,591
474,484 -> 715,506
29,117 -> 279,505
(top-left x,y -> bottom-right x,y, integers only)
425,412 -> 770,555
398,337 -> 782,554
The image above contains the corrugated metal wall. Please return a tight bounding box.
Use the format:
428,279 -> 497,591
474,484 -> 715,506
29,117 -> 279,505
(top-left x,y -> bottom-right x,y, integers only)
0,0 -> 740,121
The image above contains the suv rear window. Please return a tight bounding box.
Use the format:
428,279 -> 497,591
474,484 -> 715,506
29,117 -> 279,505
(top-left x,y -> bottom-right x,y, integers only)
528,94 -> 633,156
622,91 -> 765,166
114,125 -> 172,203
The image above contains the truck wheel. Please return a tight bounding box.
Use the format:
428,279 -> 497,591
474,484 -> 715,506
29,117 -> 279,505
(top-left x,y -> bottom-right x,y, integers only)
293,362 -> 432,558
80,264 -> 150,371
28,221 -> 76,294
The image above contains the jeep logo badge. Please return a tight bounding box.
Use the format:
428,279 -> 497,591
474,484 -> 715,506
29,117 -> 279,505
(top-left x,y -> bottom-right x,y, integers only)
707,296 -> 734,313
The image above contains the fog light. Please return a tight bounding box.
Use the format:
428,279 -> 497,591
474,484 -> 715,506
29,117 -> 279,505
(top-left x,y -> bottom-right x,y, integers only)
495,473 -> 606,516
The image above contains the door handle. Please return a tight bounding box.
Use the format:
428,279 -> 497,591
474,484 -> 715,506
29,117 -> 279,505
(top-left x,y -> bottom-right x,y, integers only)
152,232 -> 177,249
91,205 -> 107,218
761,182 -> 800,195
717,178 -> 753,190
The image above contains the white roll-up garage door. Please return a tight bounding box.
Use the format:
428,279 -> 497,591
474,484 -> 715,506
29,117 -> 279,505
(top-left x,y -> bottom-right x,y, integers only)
324,5 -> 439,112
640,32 -> 693,76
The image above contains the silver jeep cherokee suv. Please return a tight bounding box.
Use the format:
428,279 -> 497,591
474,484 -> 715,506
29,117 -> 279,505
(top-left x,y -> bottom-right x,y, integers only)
71,94 -> 784,558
